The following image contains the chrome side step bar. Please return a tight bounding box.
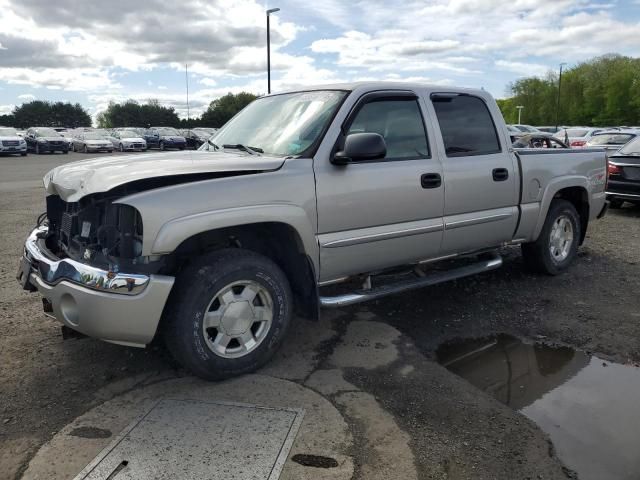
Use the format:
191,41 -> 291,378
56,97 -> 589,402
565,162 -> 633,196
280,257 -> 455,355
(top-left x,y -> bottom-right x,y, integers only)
319,253 -> 503,308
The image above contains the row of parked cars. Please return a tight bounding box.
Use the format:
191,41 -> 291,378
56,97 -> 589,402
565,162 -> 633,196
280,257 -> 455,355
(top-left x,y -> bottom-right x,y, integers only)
508,123 -> 640,152
0,126 -> 218,155
507,124 -> 640,208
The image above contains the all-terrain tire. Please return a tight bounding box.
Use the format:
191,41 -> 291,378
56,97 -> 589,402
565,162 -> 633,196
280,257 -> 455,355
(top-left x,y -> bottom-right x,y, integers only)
521,199 -> 581,275
163,248 -> 293,380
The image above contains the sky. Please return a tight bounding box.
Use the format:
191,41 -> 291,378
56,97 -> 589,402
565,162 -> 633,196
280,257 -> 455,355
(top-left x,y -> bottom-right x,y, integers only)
1,0 -> 640,122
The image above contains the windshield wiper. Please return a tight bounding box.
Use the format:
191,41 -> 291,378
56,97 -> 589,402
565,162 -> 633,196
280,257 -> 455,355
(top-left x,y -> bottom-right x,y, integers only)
222,143 -> 263,155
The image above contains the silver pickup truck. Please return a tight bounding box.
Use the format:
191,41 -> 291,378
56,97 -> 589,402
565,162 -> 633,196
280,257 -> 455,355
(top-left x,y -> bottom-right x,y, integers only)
17,82 -> 608,380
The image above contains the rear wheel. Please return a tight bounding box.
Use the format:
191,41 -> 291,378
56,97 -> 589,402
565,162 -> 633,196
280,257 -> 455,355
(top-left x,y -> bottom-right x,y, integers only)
163,248 -> 292,380
522,199 -> 581,275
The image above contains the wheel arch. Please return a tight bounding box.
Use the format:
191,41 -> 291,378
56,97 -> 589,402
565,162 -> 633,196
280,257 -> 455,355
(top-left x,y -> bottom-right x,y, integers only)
534,179 -> 590,244
162,220 -> 319,321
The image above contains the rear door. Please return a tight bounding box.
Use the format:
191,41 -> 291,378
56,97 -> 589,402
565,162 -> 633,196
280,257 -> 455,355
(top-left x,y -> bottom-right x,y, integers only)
314,90 -> 444,282
428,93 -> 519,255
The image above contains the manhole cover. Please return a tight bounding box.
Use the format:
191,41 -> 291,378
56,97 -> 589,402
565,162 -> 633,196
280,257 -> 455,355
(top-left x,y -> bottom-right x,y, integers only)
73,399 -> 304,480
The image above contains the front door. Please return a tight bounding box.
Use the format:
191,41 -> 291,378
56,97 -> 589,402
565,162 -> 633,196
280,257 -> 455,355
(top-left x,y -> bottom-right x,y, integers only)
314,91 -> 444,282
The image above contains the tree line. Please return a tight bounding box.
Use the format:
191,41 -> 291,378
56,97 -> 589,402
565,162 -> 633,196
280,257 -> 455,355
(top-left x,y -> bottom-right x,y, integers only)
0,101 -> 92,129
97,92 -> 257,129
0,92 -> 257,129
497,54 -> 640,127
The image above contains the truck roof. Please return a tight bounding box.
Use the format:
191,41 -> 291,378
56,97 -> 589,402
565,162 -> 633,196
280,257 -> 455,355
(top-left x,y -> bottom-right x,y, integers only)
275,81 -> 492,100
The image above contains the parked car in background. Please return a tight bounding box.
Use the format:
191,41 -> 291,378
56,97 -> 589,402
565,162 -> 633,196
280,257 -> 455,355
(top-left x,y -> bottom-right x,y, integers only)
19,82 -> 607,380
605,136 -> 640,208
585,130 -> 639,154
72,131 -> 114,153
182,128 -> 216,149
513,133 -> 569,149
144,127 -> 186,150
0,127 -> 27,156
507,125 -> 525,143
110,129 -> 147,152
536,126 -> 563,134
511,124 -> 541,133
25,127 -> 69,154
554,127 -> 603,148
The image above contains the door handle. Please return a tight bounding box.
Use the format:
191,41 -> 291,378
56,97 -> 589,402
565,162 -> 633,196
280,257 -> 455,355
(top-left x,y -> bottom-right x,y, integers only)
421,173 -> 442,189
492,168 -> 509,181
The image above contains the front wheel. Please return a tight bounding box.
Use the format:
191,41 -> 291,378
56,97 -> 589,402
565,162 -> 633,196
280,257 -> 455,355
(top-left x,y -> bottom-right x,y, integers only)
35,144 -> 41,154
522,199 -> 581,275
119,143 -> 124,152
159,141 -> 165,151
163,248 -> 292,380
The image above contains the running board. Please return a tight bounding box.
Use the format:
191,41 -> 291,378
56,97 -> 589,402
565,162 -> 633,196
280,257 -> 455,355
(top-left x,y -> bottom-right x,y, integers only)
319,253 -> 503,308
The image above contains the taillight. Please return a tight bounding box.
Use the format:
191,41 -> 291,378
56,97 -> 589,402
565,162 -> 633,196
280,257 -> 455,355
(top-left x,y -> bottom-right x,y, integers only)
571,140 -> 587,147
608,162 -> 621,175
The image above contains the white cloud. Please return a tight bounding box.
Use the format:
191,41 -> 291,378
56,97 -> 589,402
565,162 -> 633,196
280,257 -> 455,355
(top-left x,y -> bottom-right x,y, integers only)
495,60 -> 550,77
17,93 -> 36,101
0,104 -> 14,115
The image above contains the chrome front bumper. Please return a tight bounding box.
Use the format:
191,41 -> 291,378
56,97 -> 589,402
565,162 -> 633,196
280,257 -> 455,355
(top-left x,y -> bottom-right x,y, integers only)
17,226 -> 175,347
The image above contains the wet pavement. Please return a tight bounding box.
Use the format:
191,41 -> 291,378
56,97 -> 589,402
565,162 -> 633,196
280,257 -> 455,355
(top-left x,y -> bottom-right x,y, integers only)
438,335 -> 640,480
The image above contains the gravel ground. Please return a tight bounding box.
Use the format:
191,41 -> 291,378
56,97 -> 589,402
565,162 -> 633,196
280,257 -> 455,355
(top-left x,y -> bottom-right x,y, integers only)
1,152 -> 638,479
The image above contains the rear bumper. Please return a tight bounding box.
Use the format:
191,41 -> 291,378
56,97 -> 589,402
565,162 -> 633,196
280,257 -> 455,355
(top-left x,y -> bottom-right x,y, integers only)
606,179 -> 640,201
17,226 -> 174,347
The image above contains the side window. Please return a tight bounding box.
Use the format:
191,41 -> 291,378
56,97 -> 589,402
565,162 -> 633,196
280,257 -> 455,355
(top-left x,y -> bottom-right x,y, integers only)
431,94 -> 501,157
348,98 -> 429,160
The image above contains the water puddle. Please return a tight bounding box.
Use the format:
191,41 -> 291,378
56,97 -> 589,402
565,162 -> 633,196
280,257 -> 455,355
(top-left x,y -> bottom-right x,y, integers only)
437,334 -> 640,480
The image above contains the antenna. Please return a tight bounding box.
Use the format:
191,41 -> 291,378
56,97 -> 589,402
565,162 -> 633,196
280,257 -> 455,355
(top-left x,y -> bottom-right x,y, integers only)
185,63 -> 190,123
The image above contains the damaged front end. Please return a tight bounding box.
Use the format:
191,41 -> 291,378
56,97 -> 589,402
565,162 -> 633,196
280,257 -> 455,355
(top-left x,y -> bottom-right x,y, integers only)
43,190 -> 165,276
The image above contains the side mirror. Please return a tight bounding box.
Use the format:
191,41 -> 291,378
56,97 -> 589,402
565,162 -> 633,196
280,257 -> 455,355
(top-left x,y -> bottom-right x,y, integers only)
332,132 -> 386,165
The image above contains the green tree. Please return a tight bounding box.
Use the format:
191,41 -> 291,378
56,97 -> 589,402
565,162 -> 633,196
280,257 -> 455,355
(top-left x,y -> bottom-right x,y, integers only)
11,101 -> 91,129
97,99 -> 180,128
200,92 -> 258,128
497,54 -> 640,126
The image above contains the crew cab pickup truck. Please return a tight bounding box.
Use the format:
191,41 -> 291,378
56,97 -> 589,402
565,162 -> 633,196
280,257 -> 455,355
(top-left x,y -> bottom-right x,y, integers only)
17,82 -> 608,380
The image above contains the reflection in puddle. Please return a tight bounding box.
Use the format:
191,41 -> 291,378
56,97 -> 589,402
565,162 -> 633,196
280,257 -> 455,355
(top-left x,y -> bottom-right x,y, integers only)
437,335 -> 640,480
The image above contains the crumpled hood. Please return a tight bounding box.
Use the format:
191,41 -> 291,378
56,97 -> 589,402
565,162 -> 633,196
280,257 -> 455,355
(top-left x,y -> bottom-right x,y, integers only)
44,150 -> 285,202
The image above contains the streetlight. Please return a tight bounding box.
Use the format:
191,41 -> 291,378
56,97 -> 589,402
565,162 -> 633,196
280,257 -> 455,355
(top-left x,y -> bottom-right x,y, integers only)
555,62 -> 567,130
516,105 -> 524,124
266,7 -> 280,94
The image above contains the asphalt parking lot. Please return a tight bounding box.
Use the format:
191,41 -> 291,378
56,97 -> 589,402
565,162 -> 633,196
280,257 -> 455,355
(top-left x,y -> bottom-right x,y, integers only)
1,151 -> 639,480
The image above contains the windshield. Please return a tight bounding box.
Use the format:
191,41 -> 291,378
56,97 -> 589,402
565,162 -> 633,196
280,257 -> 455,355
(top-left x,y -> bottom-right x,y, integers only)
118,130 -> 139,138
0,128 -> 18,136
157,128 -> 180,136
589,133 -> 635,145
36,128 -> 60,137
618,137 -> 640,155
212,90 -> 347,156
84,132 -> 108,140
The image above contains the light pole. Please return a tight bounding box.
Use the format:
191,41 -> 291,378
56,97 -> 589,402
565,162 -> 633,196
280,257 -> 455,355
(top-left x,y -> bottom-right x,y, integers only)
266,7 -> 280,94
516,105 -> 524,124
555,62 -> 566,130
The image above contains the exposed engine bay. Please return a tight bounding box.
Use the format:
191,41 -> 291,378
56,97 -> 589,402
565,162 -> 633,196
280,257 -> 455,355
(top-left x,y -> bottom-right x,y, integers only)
44,193 -> 147,272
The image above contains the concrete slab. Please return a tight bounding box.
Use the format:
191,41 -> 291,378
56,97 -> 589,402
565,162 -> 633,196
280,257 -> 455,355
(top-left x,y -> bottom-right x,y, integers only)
22,375 -> 354,480
74,399 -> 303,480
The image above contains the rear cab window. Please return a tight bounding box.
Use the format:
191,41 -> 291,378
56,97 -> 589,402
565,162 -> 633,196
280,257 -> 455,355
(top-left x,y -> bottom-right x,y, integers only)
431,93 -> 501,157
